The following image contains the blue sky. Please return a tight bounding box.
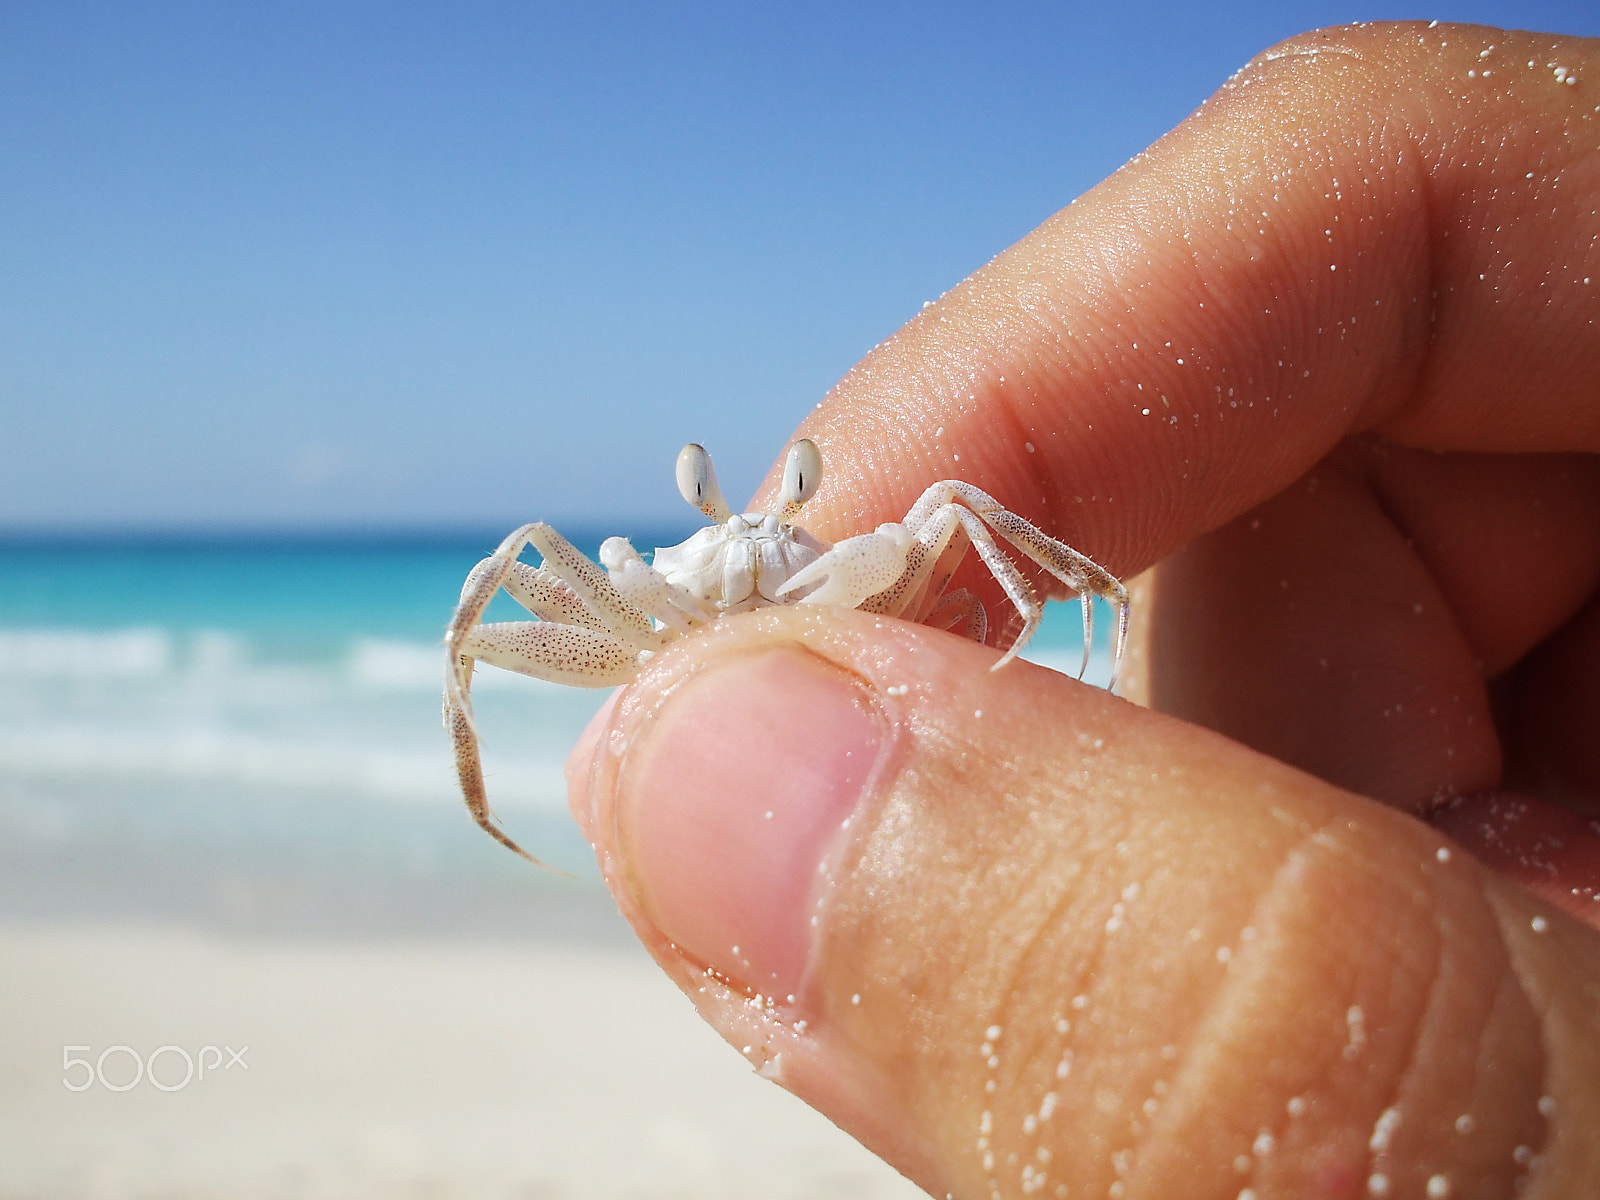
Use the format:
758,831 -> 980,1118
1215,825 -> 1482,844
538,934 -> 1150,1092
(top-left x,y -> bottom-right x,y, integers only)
2,1 -> 1595,530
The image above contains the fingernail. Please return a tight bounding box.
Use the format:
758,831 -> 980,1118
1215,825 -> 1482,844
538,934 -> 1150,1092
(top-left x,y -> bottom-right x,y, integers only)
614,648 -> 882,1002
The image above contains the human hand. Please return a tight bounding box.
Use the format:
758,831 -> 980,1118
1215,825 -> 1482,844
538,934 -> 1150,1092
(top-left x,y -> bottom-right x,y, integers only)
568,23 -> 1600,1199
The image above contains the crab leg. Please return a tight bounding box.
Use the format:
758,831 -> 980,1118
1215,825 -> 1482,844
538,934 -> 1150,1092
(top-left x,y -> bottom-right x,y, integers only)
501,560 -> 613,633
973,503 -> 1128,689
849,537 -> 929,619
935,505 -> 1047,666
445,523 -> 662,720
446,618 -> 646,867
855,511 -> 992,634
520,524 -> 662,653
443,695 -> 557,868
779,482 -> 1128,686
781,505 -> 1041,653
907,482 -> 1130,688
907,524 -> 973,626
442,522 -> 665,871
443,554 -> 610,765
924,587 -> 988,643
457,620 -> 641,688
451,523 -> 660,657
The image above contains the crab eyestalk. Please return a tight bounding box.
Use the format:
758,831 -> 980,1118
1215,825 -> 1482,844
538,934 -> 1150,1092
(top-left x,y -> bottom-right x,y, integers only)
676,443 -> 731,523
780,438 -> 823,519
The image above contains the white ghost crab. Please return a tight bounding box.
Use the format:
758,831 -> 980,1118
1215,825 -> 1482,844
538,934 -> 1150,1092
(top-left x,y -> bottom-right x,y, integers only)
444,439 -> 1129,866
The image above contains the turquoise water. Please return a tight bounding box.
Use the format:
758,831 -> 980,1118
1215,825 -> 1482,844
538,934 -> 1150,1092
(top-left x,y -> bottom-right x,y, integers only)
0,530 -> 1109,928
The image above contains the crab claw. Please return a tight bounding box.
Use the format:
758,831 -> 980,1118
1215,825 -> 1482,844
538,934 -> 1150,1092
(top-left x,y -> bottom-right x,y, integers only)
777,525 -> 911,608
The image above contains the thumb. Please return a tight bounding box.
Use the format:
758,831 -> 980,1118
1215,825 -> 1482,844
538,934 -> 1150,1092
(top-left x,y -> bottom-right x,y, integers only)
567,606 -> 1600,1199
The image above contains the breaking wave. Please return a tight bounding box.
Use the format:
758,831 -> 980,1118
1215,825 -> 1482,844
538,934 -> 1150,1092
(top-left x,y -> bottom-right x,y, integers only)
0,626 -> 605,811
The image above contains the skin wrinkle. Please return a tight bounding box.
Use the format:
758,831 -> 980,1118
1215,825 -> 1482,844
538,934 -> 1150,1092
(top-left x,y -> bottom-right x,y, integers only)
984,883 -> 1135,1199
1393,43 -> 1600,449
1168,818 -> 1359,1194
1480,884 -> 1600,1193
968,926 -> 1038,1199
854,695 -> 1320,1199
975,820 -> 1080,1051
829,688 -> 1146,1197
988,367 -> 1071,533
1346,443 -> 1489,675
974,841 -> 1111,1177
1128,812 -> 1496,1197
1344,824 -> 1548,1198
1362,856 -> 1449,1193
1126,819 -> 1347,1196
1382,123 -> 1438,432
1464,962 -> 1547,1190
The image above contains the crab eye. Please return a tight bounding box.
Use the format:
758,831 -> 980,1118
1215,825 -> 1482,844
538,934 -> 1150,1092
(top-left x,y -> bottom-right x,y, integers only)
676,442 -> 730,522
780,439 -> 823,510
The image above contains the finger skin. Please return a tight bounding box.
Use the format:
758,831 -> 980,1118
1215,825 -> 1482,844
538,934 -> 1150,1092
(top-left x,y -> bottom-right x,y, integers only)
761,25 -> 1600,550
568,20 -> 1600,1200
568,606 -> 1600,1199
747,23 -> 1600,900
1136,446 -> 1600,815
1137,456 -> 1502,808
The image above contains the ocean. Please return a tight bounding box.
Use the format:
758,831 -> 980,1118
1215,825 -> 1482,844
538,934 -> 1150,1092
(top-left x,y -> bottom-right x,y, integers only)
0,529 -> 1108,1198
0,529 -> 1114,935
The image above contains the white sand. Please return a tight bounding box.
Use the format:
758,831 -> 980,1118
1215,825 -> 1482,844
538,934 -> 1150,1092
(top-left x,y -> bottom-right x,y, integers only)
0,920 -> 924,1199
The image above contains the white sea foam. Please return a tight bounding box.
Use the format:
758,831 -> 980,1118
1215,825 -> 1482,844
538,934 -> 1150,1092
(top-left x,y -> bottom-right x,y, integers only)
0,626 -> 601,812
0,612 -> 1101,822
0,623 -> 1100,686
348,638 -> 448,691
347,637 -> 575,694
0,725 -> 568,807
0,627 -> 173,678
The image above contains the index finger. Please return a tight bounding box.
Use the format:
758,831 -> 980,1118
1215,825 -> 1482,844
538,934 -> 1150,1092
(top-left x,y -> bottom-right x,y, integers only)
764,22 -> 1600,573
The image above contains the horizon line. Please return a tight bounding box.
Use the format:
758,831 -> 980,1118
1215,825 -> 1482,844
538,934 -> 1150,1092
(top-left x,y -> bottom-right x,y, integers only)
0,517 -> 705,548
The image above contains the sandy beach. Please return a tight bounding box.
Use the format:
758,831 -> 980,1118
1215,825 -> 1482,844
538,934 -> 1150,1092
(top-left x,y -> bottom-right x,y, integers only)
0,916 -> 923,1199
0,551 -> 930,1199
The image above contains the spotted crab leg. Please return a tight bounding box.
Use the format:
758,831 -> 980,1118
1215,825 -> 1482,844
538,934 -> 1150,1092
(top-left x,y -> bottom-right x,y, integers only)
449,617 -> 637,865
501,560 -> 614,633
913,481 -> 1130,689
931,504 -> 1050,667
443,685 -> 565,870
442,522 -> 666,870
923,587 -> 988,643
779,482 -> 1128,688
444,523 -> 662,727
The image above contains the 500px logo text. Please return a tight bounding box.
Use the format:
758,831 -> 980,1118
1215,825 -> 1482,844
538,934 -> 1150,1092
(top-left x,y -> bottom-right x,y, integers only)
63,1044 -> 249,1092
